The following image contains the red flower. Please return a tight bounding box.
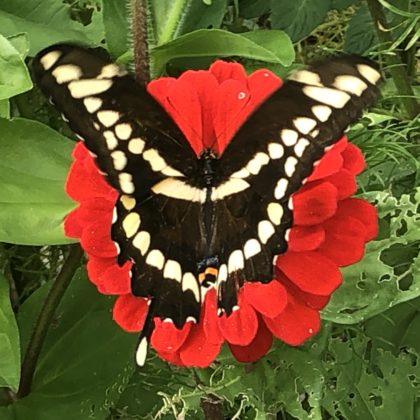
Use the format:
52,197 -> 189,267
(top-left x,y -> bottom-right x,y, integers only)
64,61 -> 378,367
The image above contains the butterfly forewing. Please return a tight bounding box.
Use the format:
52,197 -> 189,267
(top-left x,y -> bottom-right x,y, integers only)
34,45 -> 381,365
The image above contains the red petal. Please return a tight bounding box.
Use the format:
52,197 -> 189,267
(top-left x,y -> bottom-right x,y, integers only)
113,294 -> 148,332
77,197 -> 115,226
210,60 -> 248,85
97,261 -> 132,295
307,138 -> 347,181
288,225 -> 325,252
292,182 -> 338,226
243,281 -> 288,319
229,318 -> 273,363
202,289 -> 223,344
218,291 -> 258,346
179,322 -> 222,367
158,350 -> 185,366
336,198 -> 378,241
324,168 -> 357,200
318,215 -> 367,266
80,220 -> 117,258
87,256 -> 115,285
277,272 -> 331,310
66,155 -> 113,201
151,319 -> 192,353
72,141 -> 89,160
264,293 -> 320,346
214,79 -> 251,153
341,143 -> 365,175
64,207 -> 83,238
276,251 -> 342,296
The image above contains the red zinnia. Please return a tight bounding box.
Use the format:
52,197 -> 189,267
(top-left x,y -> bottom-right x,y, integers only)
64,61 -> 378,367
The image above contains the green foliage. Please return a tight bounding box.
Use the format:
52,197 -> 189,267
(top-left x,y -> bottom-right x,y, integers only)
0,274 -> 20,391
0,0 -> 418,419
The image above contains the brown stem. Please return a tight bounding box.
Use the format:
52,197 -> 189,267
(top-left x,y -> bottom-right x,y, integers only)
17,244 -> 84,399
131,0 -> 150,85
201,394 -> 225,420
365,0 -> 419,119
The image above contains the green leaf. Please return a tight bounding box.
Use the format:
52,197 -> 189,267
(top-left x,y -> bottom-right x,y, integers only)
344,3 -> 377,54
0,34 -> 32,100
6,33 -> 29,59
0,0 -> 92,56
238,0 -> 271,19
149,0 -> 228,47
4,269 -> 135,419
270,0 -> 331,42
0,274 -> 20,391
0,100 -> 9,118
323,188 -> 420,324
0,118 -> 76,245
102,0 -> 129,59
151,29 -> 294,77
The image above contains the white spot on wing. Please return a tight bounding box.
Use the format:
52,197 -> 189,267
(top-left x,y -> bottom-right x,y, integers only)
243,239 -> 261,259
182,273 -> 200,301
143,149 -> 167,172
274,178 -> 288,199
228,250 -> 244,273
128,138 -> 145,154
211,179 -> 250,201
52,64 -> 82,84
231,168 -> 250,178
84,97 -> 102,113
146,249 -> 165,270
333,75 -> 368,96
68,79 -> 112,98
161,166 -> 184,177
293,117 -> 317,135
281,129 -> 298,146
268,143 -> 284,159
98,63 -> 127,79
303,86 -> 351,108
267,202 -> 283,225
111,150 -> 128,170
357,64 -> 381,84
120,195 -> 136,210
115,123 -> 132,140
285,156 -> 298,177
119,172 -> 135,194
246,152 -> 270,175
163,260 -> 182,282
40,50 -> 62,70
152,178 -> 205,202
97,110 -> 120,127
258,220 -> 275,244
218,264 -> 227,283
136,337 -> 148,367
122,212 -> 141,238
294,138 -> 310,158
289,70 -> 322,86
311,105 -> 331,122
132,231 -> 150,255
104,130 -> 118,150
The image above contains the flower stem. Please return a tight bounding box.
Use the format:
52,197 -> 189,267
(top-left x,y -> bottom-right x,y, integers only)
365,0 -> 419,119
17,244 -> 84,399
131,0 -> 150,85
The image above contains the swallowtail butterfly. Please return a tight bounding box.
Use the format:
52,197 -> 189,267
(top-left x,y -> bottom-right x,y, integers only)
33,44 -> 381,365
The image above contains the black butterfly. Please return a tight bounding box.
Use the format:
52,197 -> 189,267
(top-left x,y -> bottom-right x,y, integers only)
33,44 -> 381,365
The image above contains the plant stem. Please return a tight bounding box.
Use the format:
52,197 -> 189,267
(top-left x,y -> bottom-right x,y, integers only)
131,0 -> 150,85
365,0 -> 419,119
17,244 -> 83,399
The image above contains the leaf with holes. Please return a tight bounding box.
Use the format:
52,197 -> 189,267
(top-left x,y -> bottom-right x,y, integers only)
322,188 -> 420,324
